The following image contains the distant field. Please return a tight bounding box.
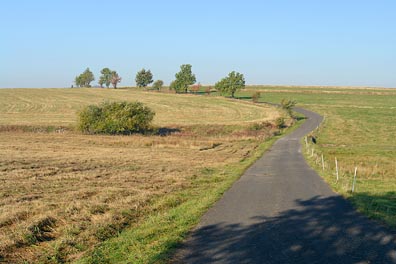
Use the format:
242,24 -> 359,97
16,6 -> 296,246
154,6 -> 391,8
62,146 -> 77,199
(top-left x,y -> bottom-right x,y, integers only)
0,88 -> 276,126
248,85 -> 396,95
240,86 -> 396,227
0,88 -> 285,263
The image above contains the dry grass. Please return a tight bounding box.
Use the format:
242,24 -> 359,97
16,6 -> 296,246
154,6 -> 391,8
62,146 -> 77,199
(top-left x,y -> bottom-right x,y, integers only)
0,88 -> 278,126
0,89 -> 283,263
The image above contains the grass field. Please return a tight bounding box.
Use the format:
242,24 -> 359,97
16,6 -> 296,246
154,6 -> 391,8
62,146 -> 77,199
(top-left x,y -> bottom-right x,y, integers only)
239,86 -> 396,227
0,88 -> 286,263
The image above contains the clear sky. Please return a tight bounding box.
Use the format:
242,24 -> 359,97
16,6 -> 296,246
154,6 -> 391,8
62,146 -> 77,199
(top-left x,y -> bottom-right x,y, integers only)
1,0 -> 395,88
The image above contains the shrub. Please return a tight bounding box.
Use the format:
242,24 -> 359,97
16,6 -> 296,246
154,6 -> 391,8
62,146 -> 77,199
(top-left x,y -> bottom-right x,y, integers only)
249,121 -> 273,131
190,83 -> 201,94
78,101 -> 155,135
252,92 -> 261,103
280,98 -> 297,117
205,86 -> 212,95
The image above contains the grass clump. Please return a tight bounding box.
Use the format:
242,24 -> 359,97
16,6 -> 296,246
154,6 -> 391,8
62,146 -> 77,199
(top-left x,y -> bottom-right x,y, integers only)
78,101 -> 155,135
24,216 -> 56,245
275,117 -> 286,129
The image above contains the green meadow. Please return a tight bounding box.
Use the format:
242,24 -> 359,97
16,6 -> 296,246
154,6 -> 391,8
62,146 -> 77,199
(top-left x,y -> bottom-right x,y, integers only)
242,86 -> 396,227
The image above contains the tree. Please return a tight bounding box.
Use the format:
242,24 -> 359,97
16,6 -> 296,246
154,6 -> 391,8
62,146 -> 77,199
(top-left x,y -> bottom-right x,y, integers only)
169,79 -> 182,92
171,64 -> 196,93
99,68 -> 112,88
111,71 -> 121,89
152,80 -> 164,91
215,71 -> 245,98
74,68 -> 95,87
82,68 -> 95,87
98,78 -> 105,88
169,80 -> 178,92
135,69 -> 153,88
75,75 -> 83,87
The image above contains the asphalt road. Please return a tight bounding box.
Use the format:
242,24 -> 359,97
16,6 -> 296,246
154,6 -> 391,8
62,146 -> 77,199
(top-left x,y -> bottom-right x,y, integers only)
174,107 -> 396,264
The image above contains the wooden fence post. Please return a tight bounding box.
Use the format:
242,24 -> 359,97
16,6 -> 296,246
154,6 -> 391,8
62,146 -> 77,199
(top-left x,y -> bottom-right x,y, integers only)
352,167 -> 358,192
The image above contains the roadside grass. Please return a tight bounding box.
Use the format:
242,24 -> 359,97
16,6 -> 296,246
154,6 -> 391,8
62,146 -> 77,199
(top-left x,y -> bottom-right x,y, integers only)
76,135 -> 271,263
238,86 -> 396,227
0,89 -> 287,263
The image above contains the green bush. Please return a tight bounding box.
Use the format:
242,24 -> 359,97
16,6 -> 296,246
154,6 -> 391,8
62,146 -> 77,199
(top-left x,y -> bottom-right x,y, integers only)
280,98 -> 297,117
78,101 -> 155,134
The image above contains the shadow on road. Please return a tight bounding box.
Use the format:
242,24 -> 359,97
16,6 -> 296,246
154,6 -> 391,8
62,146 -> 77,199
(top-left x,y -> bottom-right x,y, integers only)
176,195 -> 396,264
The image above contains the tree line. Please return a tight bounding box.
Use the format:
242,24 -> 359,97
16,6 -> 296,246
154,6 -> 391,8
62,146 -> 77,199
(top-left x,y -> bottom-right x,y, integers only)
74,68 -> 122,89
74,64 -> 245,98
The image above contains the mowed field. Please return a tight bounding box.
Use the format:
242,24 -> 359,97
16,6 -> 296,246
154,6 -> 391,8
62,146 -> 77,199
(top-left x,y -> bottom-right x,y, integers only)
241,86 -> 396,227
0,88 -> 284,263
0,88 -> 274,126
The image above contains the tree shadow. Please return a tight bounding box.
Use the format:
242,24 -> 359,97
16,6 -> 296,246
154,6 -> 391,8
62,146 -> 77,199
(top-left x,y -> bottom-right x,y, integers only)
156,127 -> 181,136
235,96 -> 252,100
174,195 -> 396,263
295,116 -> 307,121
189,91 -> 206,95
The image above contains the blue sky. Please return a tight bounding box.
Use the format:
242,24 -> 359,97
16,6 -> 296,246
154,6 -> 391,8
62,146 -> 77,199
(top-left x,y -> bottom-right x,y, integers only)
1,0 -> 395,88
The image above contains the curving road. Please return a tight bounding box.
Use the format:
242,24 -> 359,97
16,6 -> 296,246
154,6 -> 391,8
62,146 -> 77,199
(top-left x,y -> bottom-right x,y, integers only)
174,107 -> 396,264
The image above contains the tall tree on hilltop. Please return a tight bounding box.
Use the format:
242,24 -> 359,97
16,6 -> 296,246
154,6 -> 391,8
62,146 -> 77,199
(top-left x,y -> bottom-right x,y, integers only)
75,75 -> 82,87
215,71 -> 245,98
98,78 -> 104,88
170,64 -> 196,93
74,68 -> 95,87
111,71 -> 121,89
99,68 -> 112,88
135,69 -> 154,88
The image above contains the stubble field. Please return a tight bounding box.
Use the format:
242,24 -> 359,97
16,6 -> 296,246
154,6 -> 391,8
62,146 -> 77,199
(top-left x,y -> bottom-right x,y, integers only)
0,88 -> 284,263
